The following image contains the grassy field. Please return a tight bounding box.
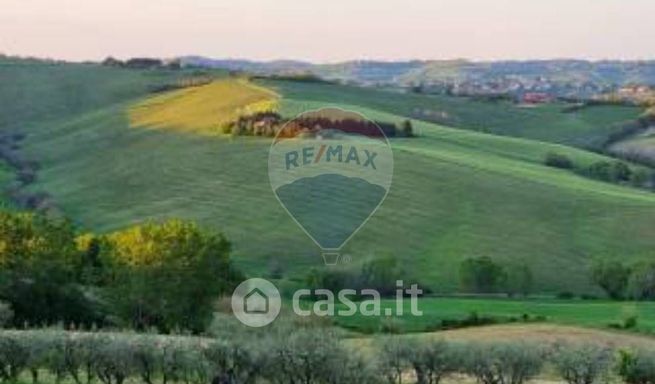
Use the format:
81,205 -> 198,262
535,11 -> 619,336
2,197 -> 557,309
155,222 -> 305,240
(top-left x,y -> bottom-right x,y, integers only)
129,78 -> 278,135
334,297 -> 655,334
3,59 -> 655,294
262,79 -> 643,149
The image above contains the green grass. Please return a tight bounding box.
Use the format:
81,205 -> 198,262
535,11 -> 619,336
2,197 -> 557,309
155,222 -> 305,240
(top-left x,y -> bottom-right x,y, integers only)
263,79 -> 643,148
129,78 -> 278,135
0,59 -> 215,133
3,60 -> 655,294
333,297 -> 655,334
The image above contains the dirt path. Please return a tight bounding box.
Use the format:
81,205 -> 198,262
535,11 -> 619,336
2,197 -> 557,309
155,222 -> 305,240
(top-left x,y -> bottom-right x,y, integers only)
347,323 -> 655,351
427,323 -> 655,347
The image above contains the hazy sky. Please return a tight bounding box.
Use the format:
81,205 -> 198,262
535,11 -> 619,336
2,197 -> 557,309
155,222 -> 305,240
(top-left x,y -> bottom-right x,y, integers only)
1,0 -> 654,62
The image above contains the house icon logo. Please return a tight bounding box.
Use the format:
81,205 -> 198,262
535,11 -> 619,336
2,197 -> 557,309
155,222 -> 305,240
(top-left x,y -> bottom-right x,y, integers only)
231,278 -> 281,327
244,287 -> 269,314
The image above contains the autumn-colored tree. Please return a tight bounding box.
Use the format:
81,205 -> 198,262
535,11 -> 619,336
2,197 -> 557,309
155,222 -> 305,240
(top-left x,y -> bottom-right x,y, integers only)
102,220 -> 241,333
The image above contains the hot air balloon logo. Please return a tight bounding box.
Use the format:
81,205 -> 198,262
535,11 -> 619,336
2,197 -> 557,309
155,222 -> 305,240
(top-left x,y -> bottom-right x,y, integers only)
268,108 -> 394,265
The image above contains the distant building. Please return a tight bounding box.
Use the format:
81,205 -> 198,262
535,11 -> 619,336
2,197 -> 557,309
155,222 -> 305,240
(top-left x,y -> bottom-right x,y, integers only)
522,92 -> 553,104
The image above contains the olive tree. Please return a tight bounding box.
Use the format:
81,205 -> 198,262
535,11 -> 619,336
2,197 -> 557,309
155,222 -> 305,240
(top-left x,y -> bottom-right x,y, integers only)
409,339 -> 457,384
0,332 -> 29,382
551,343 -> 613,384
378,337 -> 413,384
462,342 -> 544,384
93,335 -> 135,384
264,328 -> 347,384
617,349 -> 655,384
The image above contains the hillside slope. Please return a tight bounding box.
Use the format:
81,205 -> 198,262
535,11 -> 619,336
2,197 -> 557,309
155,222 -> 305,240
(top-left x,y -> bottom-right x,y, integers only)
130,78 -> 278,135
2,61 -> 655,294
262,79 -> 642,149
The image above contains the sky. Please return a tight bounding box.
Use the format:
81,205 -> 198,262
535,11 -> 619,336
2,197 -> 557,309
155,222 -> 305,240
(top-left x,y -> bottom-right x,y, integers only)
1,0 -> 654,63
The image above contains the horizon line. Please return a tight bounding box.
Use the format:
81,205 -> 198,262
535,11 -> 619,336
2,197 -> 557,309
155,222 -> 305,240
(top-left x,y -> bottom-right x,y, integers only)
4,52 -> 655,65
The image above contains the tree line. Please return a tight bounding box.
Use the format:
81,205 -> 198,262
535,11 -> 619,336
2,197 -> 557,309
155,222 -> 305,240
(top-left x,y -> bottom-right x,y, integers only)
0,212 -> 242,333
1,328 -> 655,384
457,256 -> 655,301
221,112 -> 415,139
592,259 -> 655,301
544,152 -> 653,190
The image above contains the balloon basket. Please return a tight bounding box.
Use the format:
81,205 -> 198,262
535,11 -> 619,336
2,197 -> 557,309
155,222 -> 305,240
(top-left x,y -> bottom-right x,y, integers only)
322,251 -> 340,266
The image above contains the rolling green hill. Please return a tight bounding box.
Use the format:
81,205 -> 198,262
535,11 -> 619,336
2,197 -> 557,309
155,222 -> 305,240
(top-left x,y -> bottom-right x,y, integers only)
262,79 -> 642,149
2,59 -> 655,294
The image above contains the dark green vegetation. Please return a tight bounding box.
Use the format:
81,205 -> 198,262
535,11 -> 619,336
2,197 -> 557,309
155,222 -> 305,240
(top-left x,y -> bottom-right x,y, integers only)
2,327 -> 655,384
592,259 -> 655,301
2,58 -> 655,295
222,111 -> 414,138
333,297 -> 655,334
0,211 -> 240,332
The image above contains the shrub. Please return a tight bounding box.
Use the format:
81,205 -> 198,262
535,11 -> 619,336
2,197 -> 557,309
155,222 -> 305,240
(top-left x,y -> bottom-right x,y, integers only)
202,339 -> 262,384
545,152 -> 574,169
0,332 -> 29,382
461,342 -> 543,384
583,161 -> 633,183
627,262 -> 655,300
631,169 -> 652,188
591,260 -> 631,300
409,339 -> 457,384
305,256 -> 419,298
0,212 -> 98,327
612,161 -> 633,182
585,161 -> 613,182
401,120 -> 414,137
378,337 -> 413,384
330,352 -> 379,384
551,343 -> 613,384
504,262 -> 534,297
557,292 -> 576,299
0,303 -> 13,328
459,257 -> 507,293
131,336 -> 162,384
617,349 -> 655,384
93,335 -> 135,384
265,328 -> 351,384
440,311 -> 498,330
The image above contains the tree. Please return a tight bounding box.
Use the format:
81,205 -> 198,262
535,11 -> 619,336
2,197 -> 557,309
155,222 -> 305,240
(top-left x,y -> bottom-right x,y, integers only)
585,161 -> 613,182
462,342 -> 543,384
409,339 -> 457,384
459,257 -> 507,293
617,349 -> 655,384
591,260 -> 630,300
551,343 -> 613,384
544,152 -> 574,169
103,220 -> 242,333
361,256 -> 405,296
627,261 -> 655,300
504,262 -> 534,297
378,337 -> 413,384
630,168 -> 651,188
0,212 -> 98,327
611,161 -> 632,182
265,329 -> 350,384
401,120 -> 414,137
